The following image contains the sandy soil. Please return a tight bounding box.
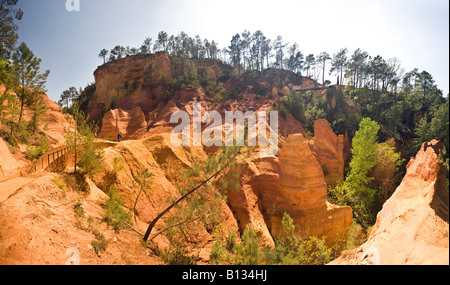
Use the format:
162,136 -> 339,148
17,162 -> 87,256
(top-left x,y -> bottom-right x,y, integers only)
0,173 -> 163,265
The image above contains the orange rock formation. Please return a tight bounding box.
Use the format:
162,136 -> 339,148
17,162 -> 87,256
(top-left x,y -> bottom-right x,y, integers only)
267,134 -> 352,244
332,140 -> 449,265
98,107 -> 147,140
310,119 -> 346,188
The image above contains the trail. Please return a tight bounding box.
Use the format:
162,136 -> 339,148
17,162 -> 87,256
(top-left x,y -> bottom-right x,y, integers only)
0,177 -> 35,203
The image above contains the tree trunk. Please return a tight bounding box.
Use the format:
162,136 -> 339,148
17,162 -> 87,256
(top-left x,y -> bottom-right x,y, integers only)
18,84 -> 25,126
143,148 -> 241,242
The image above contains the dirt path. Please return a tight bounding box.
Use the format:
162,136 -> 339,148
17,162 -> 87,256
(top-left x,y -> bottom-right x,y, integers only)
0,177 -> 35,203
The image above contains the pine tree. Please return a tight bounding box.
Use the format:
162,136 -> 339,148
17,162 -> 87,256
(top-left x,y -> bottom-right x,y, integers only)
28,91 -> 46,135
64,104 -> 104,177
144,145 -> 248,265
330,118 -> 380,227
0,0 -> 23,52
10,42 -> 49,133
98,49 -> 108,64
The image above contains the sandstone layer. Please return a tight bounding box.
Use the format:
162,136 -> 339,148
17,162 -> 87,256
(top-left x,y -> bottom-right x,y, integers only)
0,173 -> 163,265
0,138 -> 29,182
310,119 -> 346,188
25,93 -> 73,148
88,52 -> 171,121
98,107 -> 147,140
332,140 -> 449,265
267,134 -> 352,244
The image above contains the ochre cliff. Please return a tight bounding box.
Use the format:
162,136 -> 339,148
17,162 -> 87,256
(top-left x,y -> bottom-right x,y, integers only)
0,137 -> 29,182
88,52 -> 171,121
23,93 -> 73,148
98,107 -> 147,140
331,140 -> 449,265
310,119 -> 347,188
0,90 -> 72,181
92,123 -> 352,250
266,134 -> 352,244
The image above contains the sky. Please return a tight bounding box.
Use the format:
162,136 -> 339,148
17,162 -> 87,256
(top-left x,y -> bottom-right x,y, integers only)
15,0 -> 450,103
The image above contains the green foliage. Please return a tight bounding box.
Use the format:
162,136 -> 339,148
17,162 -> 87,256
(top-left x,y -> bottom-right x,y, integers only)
344,222 -> 368,250
64,104 -> 104,177
332,118 -> 380,227
60,172 -> 89,193
91,230 -> 108,255
198,68 -> 225,99
28,92 -> 47,135
278,103 -> 287,119
0,1 -> 23,52
155,145 -> 246,264
429,98 -> 449,153
10,42 -> 49,130
209,235 -> 226,265
224,86 -> 242,100
304,103 -> 327,132
74,201 -> 85,218
131,168 -> 153,222
372,139 -> 405,204
77,84 -> 96,115
77,122 -> 104,177
326,86 -> 337,100
25,136 -> 49,160
51,177 -> 67,190
218,71 -> 232,82
263,212 -> 335,265
160,242 -> 197,265
239,227 -> 260,265
282,91 -> 305,122
173,58 -> 200,90
103,185 -> 131,231
349,118 -> 380,178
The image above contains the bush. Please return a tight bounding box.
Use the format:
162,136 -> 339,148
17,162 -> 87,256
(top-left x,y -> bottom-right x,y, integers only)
91,230 -> 108,255
263,212 -> 335,265
240,227 -> 260,265
279,103 -> 287,119
283,92 -> 305,122
26,136 -> 49,160
225,86 -> 242,100
74,201 -> 85,218
51,177 -> 67,190
218,71 -> 231,82
62,172 -> 89,193
103,185 -> 131,231
160,243 -> 197,265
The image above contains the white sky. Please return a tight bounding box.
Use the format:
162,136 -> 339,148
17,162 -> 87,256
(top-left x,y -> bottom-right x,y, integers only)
17,0 -> 449,101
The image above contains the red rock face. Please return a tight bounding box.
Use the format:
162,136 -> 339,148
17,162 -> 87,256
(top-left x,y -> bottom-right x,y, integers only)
39,94 -> 73,147
268,134 -> 352,244
332,140 -> 449,265
88,52 -> 171,121
228,132 -> 352,248
310,119 -> 346,189
99,107 -> 147,140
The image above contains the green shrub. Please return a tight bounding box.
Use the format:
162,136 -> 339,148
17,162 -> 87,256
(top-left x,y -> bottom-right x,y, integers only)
26,136 -> 49,160
283,92 -> 305,122
218,71 -> 231,82
234,227 -> 260,265
279,103 -> 287,119
62,173 -> 89,192
74,201 -> 85,218
103,185 -> 131,231
225,86 -> 242,100
51,177 -> 67,190
160,230 -> 198,265
264,212 -> 335,265
91,230 -> 108,255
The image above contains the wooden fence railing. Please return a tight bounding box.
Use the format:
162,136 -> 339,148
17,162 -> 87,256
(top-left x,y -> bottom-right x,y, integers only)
28,145 -> 73,174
